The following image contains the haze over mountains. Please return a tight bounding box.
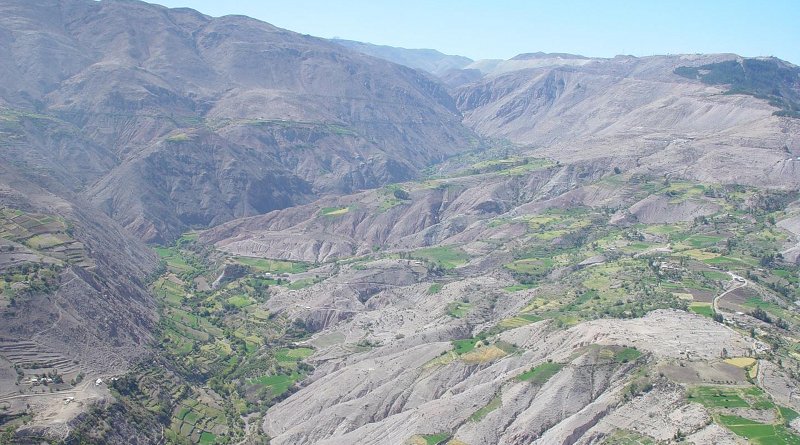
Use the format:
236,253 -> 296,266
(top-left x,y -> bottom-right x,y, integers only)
1,1 -> 800,444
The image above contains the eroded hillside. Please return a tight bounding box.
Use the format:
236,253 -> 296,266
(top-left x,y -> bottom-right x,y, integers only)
59,154 -> 800,444
1,1 -> 800,444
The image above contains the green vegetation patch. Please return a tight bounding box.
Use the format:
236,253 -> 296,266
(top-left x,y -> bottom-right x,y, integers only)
601,429 -> 656,445
504,283 -> 537,292
516,362 -> 563,384
232,257 -> 309,274
718,415 -> 800,445
780,406 -> 800,423
498,314 -> 542,330
702,270 -> 731,281
420,433 -> 451,445
504,258 -> 554,277
452,338 -> 480,355
226,295 -> 253,308
703,255 -> 754,268
446,301 -> 472,318
286,277 -> 320,290
251,372 -> 302,397
614,348 -> 642,363
469,395 -> 502,422
689,302 -> 714,318
412,246 -> 469,269
275,348 -> 314,362
198,432 -> 217,445
683,234 -> 724,248
154,247 -> 192,273
427,283 -> 443,294
320,206 -> 350,216
165,133 -> 191,142
688,386 -> 752,409
463,157 -> 555,177
675,58 -> 800,118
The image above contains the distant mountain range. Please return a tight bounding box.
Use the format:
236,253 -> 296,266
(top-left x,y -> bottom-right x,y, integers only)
331,38 -> 473,76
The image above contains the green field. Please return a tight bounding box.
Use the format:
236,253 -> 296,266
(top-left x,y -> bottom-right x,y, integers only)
321,206 -> 350,216
226,295 -> 253,308
504,258 -> 554,276
275,347 -> 314,362
718,415 -> 800,445
453,338 -> 480,355
516,362 -> 563,384
251,372 -> 302,397
498,314 -> 542,330
780,406 -> 800,423
702,270 -> 731,281
689,302 -> 714,318
469,395 -> 502,422
198,432 -> 217,445
427,283 -> 443,294
688,386 -> 756,409
421,433 -> 451,445
614,348 -> 642,363
447,301 -> 472,318
601,429 -> 656,445
232,257 -> 309,274
684,234 -> 724,248
413,246 -> 469,269
154,247 -> 192,273
287,277 -> 319,290
504,283 -> 537,292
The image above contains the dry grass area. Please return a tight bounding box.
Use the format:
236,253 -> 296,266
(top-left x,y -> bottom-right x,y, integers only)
460,345 -> 507,364
724,357 -> 756,368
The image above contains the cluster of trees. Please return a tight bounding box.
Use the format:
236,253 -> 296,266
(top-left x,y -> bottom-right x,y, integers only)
750,307 -> 790,330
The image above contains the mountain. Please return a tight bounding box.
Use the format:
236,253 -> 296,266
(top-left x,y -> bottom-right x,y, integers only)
0,161 -> 159,442
0,0 -> 477,244
331,38 -> 473,77
2,1 -> 800,444
454,54 -> 800,188
193,53 -> 800,444
197,146 -> 800,444
675,57 -> 800,117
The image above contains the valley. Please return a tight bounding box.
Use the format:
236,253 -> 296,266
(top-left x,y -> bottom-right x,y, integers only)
0,0 -> 799,444
51,157 -> 800,444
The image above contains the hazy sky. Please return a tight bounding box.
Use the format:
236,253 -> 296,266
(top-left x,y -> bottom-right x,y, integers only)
154,0 -> 800,64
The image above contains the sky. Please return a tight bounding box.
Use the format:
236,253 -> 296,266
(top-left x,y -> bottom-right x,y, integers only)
153,0 -> 800,64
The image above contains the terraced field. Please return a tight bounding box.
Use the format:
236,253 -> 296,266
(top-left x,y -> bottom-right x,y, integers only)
688,385 -> 800,443
133,239 -> 318,443
47,176 -> 800,444
0,208 -> 91,268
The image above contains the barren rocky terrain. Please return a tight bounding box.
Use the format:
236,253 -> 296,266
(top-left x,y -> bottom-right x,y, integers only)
1,1 -> 800,444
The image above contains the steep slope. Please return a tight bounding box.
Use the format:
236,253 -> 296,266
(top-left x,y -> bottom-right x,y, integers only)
331,39 -> 473,76
0,164 -> 159,440
454,54 -> 800,189
0,0 -> 477,243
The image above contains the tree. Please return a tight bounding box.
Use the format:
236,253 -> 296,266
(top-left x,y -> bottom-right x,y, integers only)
392,188 -> 410,200
750,307 -> 771,323
760,254 -> 776,268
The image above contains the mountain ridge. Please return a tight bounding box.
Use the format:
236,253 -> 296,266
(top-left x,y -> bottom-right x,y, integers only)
0,0 -> 479,243
1,1 -> 800,444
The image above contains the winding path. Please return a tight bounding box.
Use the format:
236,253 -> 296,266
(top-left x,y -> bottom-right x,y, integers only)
712,271 -> 747,314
